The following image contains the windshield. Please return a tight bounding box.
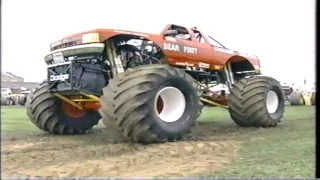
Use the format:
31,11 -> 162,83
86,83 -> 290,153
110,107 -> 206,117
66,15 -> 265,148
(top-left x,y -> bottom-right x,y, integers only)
207,36 -> 226,48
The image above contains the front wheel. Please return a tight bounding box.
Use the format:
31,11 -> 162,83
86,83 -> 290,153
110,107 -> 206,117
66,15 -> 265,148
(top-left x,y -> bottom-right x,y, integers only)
26,82 -> 101,134
228,76 -> 285,127
99,65 -> 203,144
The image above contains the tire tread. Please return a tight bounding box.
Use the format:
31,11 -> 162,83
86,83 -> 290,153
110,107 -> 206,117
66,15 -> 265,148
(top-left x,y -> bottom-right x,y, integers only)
228,76 -> 285,127
99,65 -> 203,143
26,82 -> 100,134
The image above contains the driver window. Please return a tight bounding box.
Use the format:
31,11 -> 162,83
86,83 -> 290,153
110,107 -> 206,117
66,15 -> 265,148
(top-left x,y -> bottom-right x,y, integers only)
192,30 -> 206,43
208,37 -> 224,48
199,37 -> 206,43
169,25 -> 192,41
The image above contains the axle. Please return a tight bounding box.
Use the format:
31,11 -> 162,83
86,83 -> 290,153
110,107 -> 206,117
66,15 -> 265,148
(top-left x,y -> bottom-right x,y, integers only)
54,80 -> 229,111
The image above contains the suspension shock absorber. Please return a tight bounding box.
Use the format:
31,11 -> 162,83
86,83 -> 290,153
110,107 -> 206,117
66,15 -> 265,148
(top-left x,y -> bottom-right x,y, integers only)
223,62 -> 235,88
106,39 -> 124,78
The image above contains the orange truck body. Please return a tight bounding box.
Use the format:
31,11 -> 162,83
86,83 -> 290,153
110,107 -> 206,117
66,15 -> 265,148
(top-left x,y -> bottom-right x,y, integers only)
50,24 -> 261,72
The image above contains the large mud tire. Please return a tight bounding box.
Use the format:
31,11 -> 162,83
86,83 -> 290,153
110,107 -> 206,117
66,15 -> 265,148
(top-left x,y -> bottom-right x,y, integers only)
289,92 -> 304,106
311,92 -> 316,105
99,65 -> 203,144
26,82 -> 101,134
9,98 -> 14,105
10,97 -> 16,105
18,95 -> 27,106
14,96 -> 20,105
3,98 -> 14,106
1,97 -> 9,105
228,76 -> 285,127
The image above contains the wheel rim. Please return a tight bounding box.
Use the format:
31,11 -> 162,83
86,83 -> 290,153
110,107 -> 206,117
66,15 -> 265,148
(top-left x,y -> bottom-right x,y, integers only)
154,86 -> 186,122
62,102 -> 87,118
266,90 -> 280,114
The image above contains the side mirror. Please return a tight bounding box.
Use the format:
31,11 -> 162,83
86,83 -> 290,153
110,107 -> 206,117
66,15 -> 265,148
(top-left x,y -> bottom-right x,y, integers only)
164,29 -> 178,37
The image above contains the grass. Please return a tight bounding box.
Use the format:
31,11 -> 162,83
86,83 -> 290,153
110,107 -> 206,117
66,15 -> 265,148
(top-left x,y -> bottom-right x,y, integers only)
1,106 -> 44,137
202,106 -> 315,178
1,105 -> 316,178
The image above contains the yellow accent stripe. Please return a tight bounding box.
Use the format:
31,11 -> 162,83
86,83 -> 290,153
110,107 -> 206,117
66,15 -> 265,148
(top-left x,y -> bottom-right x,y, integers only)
54,93 -> 83,110
72,99 -> 98,102
79,92 -> 101,101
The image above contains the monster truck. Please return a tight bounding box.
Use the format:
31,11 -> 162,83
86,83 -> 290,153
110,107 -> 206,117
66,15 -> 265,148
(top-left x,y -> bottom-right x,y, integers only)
281,83 -> 304,105
26,24 -> 285,143
288,81 -> 315,106
289,91 -> 305,106
281,83 -> 293,101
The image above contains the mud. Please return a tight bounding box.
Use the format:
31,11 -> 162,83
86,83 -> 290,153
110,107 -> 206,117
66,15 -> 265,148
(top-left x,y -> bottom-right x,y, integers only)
2,122 -> 243,178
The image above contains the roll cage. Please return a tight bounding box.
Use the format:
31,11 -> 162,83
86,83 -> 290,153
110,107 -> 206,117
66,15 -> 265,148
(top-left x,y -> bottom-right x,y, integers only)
161,24 -> 227,48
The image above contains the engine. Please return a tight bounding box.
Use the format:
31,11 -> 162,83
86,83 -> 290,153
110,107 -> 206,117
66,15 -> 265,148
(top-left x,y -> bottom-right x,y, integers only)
116,39 -> 163,69
44,38 -> 163,96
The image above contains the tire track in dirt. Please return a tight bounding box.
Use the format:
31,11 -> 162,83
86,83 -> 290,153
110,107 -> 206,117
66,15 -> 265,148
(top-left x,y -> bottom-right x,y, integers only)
2,123 -> 241,178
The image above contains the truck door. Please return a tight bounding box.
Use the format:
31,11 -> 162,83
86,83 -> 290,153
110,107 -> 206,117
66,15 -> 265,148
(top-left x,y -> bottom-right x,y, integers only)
175,35 -> 213,63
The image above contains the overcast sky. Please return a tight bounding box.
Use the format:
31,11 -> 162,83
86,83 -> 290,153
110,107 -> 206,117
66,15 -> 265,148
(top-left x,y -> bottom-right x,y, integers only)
2,0 -> 315,85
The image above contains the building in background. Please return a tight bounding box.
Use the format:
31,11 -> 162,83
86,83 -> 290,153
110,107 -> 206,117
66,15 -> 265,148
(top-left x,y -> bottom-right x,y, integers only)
1,81 -> 39,93
1,72 -> 24,82
1,72 -> 39,94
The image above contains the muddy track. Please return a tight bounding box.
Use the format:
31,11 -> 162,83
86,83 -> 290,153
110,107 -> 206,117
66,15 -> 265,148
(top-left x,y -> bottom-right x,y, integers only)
2,122 -> 245,178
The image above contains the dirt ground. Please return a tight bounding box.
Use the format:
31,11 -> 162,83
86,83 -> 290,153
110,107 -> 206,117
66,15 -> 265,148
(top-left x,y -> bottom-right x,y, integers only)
2,122 -> 241,178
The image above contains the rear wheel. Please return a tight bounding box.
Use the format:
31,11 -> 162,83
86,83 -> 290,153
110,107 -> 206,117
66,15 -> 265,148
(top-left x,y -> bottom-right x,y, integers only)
289,92 -> 304,106
26,82 -> 101,134
99,65 -> 203,144
228,76 -> 285,127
